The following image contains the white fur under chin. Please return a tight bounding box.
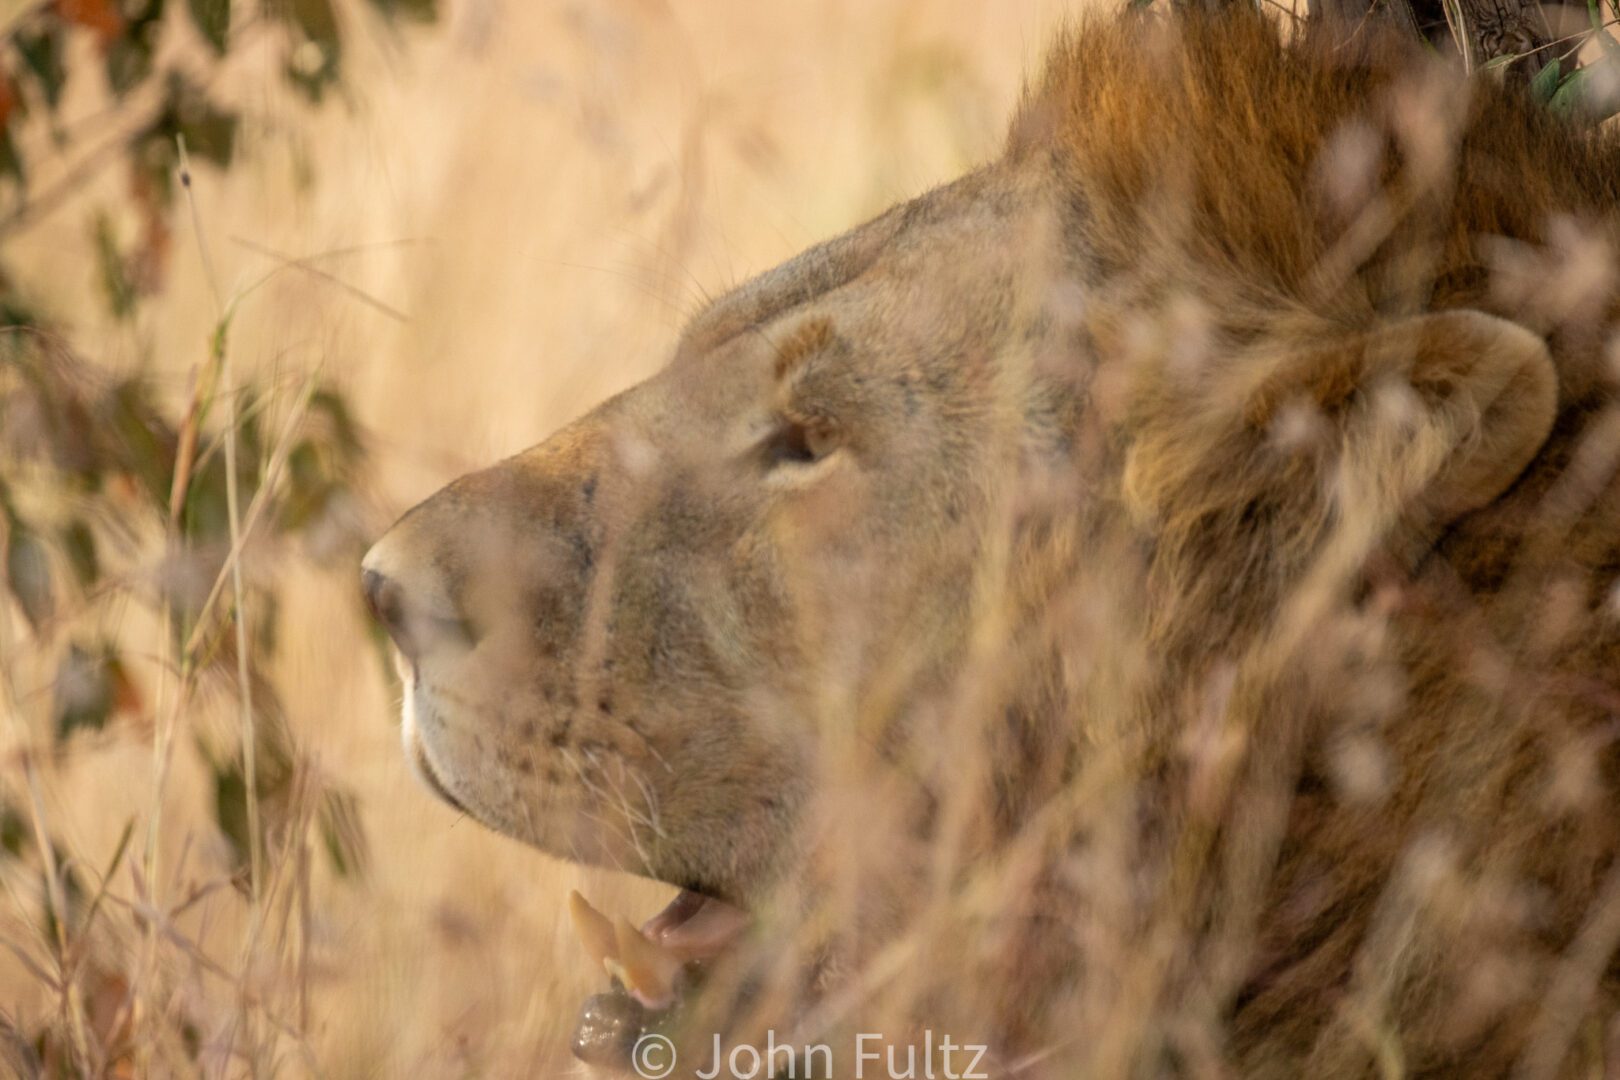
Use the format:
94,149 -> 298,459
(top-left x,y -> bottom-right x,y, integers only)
399,676 -> 431,791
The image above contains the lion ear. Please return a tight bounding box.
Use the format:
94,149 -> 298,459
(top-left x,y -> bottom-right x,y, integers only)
1121,308 -> 1557,576
1400,310 -> 1557,527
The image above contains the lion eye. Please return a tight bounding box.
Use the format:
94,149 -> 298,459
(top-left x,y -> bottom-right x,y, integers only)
764,416 -> 837,467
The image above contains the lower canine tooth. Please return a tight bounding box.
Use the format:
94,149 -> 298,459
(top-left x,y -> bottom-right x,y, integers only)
568,891 -> 618,975
614,916 -> 682,1009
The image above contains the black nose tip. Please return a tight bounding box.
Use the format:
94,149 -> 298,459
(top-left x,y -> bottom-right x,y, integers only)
361,566 -> 473,661
362,568 -> 412,657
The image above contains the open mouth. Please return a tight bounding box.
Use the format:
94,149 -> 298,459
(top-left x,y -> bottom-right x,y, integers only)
568,887 -> 751,1010
399,685 -> 749,1006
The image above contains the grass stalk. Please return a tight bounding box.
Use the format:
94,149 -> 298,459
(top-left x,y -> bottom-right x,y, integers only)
177,135 -> 264,906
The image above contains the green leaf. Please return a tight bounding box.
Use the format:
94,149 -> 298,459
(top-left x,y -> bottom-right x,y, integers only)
1555,55 -> 1620,121
105,36 -> 155,97
279,440 -> 327,530
171,78 -> 238,168
5,525 -> 53,629
285,0 -> 341,42
59,519 -> 97,588
311,387 -> 363,458
185,0 -> 231,54
104,0 -> 167,97
212,762 -> 250,871
0,800 -> 26,858
1531,57 -> 1563,104
367,0 -> 438,23
0,266 -> 38,326
135,75 -> 238,196
0,110 -> 20,187
1550,68 -> 1595,115
280,0 -> 343,99
285,47 -> 341,102
14,26 -> 67,113
54,643 -> 114,742
106,378 -> 175,506
0,125 -> 22,188
181,454 -> 231,541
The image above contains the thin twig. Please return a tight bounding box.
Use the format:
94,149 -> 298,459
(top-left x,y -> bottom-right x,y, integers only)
180,372 -> 322,660
176,136 -> 262,907
229,237 -> 412,323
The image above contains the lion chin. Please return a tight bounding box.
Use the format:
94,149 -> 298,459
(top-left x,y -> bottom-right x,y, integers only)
364,8 -> 1620,1077
386,608 -> 753,1041
399,684 -> 465,817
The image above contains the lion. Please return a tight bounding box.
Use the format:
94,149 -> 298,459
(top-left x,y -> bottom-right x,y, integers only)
363,9 -> 1620,1076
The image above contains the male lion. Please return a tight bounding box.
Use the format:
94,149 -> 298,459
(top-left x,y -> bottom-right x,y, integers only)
363,10 -> 1620,1076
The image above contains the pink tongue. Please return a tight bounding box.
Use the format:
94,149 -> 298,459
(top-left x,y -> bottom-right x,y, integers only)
642,889 -> 750,962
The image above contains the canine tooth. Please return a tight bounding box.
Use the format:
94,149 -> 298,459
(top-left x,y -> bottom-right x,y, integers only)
568,891 -> 618,975
614,916 -> 682,1009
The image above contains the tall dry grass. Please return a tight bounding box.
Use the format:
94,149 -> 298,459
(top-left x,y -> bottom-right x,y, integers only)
0,1 -> 1089,1074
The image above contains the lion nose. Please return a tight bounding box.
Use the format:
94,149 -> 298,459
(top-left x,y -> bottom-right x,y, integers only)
360,540 -> 473,664
361,567 -> 410,651
362,564 -> 432,665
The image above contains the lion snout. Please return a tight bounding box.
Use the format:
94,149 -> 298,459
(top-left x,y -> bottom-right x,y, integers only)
360,533 -> 473,666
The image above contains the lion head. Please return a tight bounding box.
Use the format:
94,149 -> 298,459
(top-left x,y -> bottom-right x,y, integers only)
361,159 -> 1070,899
364,12 -> 1620,1075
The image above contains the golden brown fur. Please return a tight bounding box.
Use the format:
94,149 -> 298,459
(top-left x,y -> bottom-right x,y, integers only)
364,11 -> 1620,1075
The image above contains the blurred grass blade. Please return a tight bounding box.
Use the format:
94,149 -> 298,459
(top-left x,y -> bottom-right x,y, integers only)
184,0 -> 230,54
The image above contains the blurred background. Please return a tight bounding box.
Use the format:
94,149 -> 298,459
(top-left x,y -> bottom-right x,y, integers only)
0,0 -> 1088,1072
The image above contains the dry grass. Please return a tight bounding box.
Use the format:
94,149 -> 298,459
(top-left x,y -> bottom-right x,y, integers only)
15,3 -> 1620,1077
0,1 -> 1089,1074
